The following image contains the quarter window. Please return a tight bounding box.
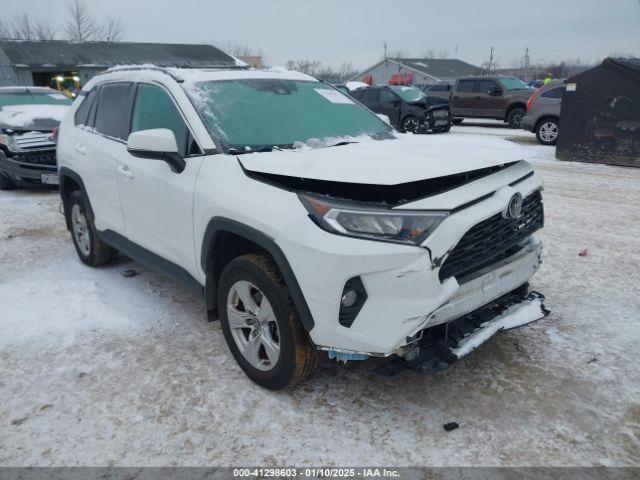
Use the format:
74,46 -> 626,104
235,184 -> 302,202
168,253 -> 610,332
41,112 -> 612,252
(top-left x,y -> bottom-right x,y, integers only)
93,83 -> 134,140
131,84 -> 197,157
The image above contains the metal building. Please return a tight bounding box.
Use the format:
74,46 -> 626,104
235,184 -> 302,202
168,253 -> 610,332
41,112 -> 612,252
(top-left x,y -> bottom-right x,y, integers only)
0,40 -> 237,90
350,58 -> 480,87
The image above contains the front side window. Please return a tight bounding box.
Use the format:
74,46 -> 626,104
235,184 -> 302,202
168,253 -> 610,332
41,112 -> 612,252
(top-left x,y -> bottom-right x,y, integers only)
185,79 -> 392,152
131,84 -> 196,157
380,90 -> 398,104
74,89 -> 95,126
93,83 -> 134,140
478,80 -> 498,94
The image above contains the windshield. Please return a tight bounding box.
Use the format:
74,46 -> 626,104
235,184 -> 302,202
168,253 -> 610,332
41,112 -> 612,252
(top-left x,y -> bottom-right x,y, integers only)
186,79 -> 393,152
390,86 -> 425,102
0,91 -> 72,108
498,77 -> 531,90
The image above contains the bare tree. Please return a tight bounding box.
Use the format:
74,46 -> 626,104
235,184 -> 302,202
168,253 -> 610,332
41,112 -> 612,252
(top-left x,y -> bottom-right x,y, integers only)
34,20 -> 57,40
387,49 -> 408,59
65,0 -> 100,42
102,17 -> 124,42
481,46 -> 500,75
12,13 -> 34,40
437,48 -> 450,59
286,59 -> 322,76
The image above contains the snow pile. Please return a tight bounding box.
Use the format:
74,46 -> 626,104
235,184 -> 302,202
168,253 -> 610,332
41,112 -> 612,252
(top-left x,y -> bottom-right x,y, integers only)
0,104 -> 68,128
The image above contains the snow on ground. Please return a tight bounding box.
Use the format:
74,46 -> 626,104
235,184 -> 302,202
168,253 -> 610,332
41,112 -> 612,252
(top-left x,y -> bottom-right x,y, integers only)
1,124 -> 639,467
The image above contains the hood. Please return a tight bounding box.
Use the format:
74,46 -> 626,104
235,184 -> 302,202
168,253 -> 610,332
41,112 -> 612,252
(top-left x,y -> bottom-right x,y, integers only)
239,133 -> 526,186
0,104 -> 68,131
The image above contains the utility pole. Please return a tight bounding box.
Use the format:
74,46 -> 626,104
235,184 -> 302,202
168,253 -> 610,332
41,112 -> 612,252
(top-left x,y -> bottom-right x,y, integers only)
384,42 -> 388,60
524,46 -> 531,81
455,45 -> 459,59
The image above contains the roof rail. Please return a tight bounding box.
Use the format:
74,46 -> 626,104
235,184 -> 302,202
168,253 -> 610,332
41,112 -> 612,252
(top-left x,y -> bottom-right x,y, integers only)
101,64 -> 249,82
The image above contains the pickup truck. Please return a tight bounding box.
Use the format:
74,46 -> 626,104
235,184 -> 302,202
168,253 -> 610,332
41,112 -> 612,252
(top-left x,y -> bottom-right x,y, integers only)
450,76 -> 534,128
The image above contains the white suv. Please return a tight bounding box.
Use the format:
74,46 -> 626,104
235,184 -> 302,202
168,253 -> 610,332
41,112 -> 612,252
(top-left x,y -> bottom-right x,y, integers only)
57,66 -> 547,389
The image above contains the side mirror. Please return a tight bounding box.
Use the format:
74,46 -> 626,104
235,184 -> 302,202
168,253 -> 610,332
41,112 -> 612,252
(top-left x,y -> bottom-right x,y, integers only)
127,128 -> 185,173
489,87 -> 503,96
376,113 -> 391,125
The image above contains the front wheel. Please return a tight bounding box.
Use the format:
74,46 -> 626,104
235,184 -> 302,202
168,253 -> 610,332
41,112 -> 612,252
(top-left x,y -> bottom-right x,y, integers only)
507,108 -> 525,129
452,118 -> 464,125
67,190 -> 117,266
217,254 -> 317,390
401,115 -> 420,133
536,118 -> 559,145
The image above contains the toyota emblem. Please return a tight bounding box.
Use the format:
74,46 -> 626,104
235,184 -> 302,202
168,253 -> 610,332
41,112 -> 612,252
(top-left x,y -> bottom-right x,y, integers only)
504,192 -> 523,219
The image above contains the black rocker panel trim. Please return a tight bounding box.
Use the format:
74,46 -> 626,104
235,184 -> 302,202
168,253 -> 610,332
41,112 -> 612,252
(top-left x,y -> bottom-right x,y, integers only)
99,230 -> 203,293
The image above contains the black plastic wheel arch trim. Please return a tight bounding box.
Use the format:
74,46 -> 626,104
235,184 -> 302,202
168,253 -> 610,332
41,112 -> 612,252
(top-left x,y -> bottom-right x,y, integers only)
58,167 -> 93,231
201,217 -> 315,331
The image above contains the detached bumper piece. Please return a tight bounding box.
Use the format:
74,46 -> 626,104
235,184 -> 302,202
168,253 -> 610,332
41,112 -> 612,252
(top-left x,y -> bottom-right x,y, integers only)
375,289 -> 549,377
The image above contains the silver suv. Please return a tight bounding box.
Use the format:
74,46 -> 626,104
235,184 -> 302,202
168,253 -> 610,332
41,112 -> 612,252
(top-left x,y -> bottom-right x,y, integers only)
521,81 -> 563,145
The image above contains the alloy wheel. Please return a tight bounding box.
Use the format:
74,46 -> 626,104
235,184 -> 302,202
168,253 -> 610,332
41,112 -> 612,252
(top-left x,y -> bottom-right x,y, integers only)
539,121 -> 558,142
71,204 -> 91,256
227,280 -> 281,371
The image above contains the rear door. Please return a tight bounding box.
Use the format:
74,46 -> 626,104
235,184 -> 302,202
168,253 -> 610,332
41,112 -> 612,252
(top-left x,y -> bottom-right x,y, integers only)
77,82 -> 134,234
451,79 -> 477,116
116,82 -> 204,275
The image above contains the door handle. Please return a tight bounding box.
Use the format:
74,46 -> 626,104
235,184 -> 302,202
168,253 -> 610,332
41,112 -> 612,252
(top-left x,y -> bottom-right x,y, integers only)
74,143 -> 86,155
117,164 -> 133,179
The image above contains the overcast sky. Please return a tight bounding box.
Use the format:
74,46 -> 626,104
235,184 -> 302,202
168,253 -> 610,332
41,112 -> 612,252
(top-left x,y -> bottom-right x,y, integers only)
6,0 -> 640,69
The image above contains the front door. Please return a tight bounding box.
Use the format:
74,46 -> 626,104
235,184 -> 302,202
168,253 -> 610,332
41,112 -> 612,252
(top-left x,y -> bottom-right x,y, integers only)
379,89 -> 402,127
116,83 -> 203,276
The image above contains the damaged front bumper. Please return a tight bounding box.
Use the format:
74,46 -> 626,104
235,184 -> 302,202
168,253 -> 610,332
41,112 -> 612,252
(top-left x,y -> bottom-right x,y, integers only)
376,289 -> 549,376
0,150 -> 58,185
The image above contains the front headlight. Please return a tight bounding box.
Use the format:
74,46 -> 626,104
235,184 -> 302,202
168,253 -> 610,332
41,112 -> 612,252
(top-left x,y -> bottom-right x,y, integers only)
0,134 -> 18,153
299,194 -> 448,245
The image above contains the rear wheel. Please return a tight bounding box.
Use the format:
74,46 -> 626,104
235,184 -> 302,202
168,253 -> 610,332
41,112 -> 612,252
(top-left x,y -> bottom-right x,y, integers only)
401,115 -> 420,133
218,254 -> 317,390
507,107 -> 525,129
536,118 -> 559,145
67,190 -> 117,266
0,173 -> 17,190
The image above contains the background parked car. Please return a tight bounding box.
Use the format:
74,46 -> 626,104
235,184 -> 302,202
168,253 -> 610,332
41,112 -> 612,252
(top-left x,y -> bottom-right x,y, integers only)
0,87 -> 71,189
521,80 -> 564,145
450,76 -> 534,128
351,85 -> 451,133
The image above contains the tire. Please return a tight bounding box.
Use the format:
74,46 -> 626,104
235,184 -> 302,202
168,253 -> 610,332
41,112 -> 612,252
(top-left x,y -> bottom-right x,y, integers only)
401,115 -> 420,133
67,190 -> 117,266
217,254 -> 317,390
0,173 -> 17,190
507,107 -> 525,129
535,118 -> 559,145
440,124 -> 452,133
452,118 -> 464,125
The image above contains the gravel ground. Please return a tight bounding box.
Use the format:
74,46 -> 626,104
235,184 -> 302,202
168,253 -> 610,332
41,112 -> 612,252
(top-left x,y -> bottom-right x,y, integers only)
0,125 -> 639,467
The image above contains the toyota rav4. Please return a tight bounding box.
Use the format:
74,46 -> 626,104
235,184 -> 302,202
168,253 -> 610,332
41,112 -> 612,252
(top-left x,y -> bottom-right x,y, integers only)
57,66 -> 547,390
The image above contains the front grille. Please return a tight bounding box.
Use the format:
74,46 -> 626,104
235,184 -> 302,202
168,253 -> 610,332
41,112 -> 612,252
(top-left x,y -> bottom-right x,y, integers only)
439,190 -> 544,282
433,109 -> 449,118
14,132 -> 55,151
21,152 -> 56,166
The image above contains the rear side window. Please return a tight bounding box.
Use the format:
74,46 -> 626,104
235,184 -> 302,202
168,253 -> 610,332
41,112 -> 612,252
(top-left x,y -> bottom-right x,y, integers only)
93,83 -> 134,140
131,84 -> 197,157
74,89 -> 95,126
541,87 -> 563,99
457,80 -> 475,93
